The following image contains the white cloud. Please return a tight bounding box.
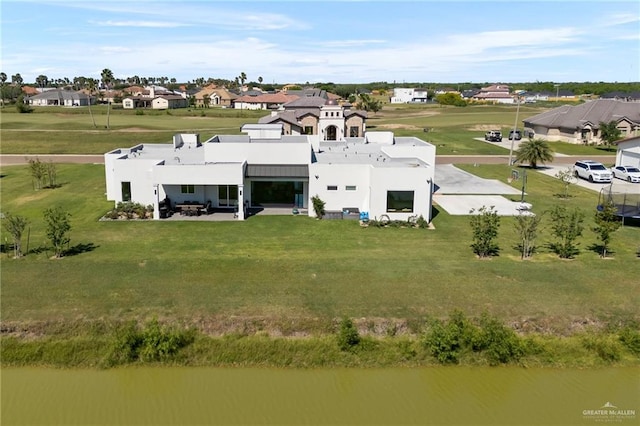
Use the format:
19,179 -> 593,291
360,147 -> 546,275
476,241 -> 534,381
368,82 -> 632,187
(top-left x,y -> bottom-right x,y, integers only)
94,20 -> 190,28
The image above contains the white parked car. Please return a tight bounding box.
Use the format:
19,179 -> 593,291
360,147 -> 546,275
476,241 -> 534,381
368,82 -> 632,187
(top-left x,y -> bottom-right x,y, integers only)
573,160 -> 612,183
612,166 -> 640,183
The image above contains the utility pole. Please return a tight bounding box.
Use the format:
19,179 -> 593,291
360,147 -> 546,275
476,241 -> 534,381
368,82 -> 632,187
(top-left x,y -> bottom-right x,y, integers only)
508,95 -> 521,166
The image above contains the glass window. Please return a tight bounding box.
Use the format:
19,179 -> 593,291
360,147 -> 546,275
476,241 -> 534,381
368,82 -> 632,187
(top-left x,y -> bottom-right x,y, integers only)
350,126 -> 359,137
121,182 -> 131,201
387,191 -> 414,212
327,185 -> 338,191
345,185 -> 356,191
181,184 -> 195,194
303,126 -> 314,135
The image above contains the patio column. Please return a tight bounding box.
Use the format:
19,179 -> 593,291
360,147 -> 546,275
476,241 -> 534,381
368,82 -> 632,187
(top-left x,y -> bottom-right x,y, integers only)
153,184 -> 160,220
237,184 -> 245,220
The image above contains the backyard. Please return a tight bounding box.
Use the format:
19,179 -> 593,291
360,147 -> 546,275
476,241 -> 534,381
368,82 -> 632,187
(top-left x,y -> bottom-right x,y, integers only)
1,104 -> 637,368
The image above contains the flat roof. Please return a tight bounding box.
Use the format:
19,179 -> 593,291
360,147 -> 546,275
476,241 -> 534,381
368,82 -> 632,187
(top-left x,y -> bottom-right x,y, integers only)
315,138 -> 432,168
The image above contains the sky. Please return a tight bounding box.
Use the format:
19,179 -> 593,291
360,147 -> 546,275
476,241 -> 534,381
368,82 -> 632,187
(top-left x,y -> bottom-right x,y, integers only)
1,0 -> 639,85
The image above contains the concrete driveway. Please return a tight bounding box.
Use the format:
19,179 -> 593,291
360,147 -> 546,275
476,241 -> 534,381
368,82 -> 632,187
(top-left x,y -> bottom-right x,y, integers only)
434,164 -> 531,216
535,165 -> 640,195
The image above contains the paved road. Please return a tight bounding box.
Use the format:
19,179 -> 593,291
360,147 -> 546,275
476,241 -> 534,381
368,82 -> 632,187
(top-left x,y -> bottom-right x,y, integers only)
0,153 -> 616,167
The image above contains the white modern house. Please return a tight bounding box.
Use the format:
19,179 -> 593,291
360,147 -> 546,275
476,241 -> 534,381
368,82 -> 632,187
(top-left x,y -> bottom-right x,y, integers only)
390,88 -> 429,104
104,127 -> 436,222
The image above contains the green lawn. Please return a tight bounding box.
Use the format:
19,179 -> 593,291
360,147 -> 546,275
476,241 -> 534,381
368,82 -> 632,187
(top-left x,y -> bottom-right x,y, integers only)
1,163 -> 638,333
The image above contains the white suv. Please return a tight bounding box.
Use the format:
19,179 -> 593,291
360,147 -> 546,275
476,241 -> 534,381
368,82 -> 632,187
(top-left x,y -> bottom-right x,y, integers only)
573,160 -> 612,183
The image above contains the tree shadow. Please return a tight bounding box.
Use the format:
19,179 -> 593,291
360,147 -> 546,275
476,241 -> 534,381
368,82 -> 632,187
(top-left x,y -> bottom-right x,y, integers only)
65,242 -> 98,256
586,243 -> 614,257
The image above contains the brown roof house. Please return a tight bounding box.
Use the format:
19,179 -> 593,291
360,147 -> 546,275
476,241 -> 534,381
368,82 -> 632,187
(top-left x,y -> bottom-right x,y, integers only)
233,92 -> 299,110
193,85 -> 237,108
523,99 -> 640,144
259,98 -> 367,139
472,84 -> 515,104
122,85 -> 188,109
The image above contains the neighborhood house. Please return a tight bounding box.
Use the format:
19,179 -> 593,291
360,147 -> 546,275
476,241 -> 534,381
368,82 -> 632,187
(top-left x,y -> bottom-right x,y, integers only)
104,119 -> 436,222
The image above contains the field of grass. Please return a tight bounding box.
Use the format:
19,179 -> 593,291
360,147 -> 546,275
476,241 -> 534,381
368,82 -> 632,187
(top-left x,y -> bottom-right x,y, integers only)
1,104 -> 613,156
1,163 -> 638,334
0,106 -> 264,154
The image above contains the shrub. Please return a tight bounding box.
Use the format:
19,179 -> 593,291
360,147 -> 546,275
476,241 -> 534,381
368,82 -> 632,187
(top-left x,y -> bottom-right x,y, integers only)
423,319 -> 461,364
311,195 -> 326,219
474,314 -> 525,365
105,319 -> 195,366
618,327 -> 640,355
135,109 -> 144,115
582,334 -> 622,362
423,311 -> 479,364
337,318 -> 360,351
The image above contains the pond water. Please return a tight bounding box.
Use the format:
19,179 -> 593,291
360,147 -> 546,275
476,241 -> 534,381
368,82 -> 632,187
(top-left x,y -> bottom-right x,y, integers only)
2,367 -> 637,425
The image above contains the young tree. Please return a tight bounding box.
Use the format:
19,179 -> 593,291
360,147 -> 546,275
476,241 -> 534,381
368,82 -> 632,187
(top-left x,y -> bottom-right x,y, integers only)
28,158 -> 46,189
469,205 -> 500,258
43,207 -> 71,258
337,317 -> 360,351
311,195 -> 326,219
515,139 -> 554,169
598,120 -> 622,150
549,205 -> 584,259
554,167 -> 577,198
514,213 -> 541,259
3,213 -> 29,258
592,202 -> 621,258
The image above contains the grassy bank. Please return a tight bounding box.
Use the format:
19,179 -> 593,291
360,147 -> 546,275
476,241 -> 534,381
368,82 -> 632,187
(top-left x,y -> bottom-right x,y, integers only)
2,316 -> 639,369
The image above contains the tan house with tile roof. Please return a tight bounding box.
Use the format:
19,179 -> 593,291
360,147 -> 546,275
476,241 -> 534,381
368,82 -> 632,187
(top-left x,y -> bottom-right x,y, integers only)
259,98 -> 367,138
523,99 -> 640,144
234,92 -> 299,110
193,86 -> 237,107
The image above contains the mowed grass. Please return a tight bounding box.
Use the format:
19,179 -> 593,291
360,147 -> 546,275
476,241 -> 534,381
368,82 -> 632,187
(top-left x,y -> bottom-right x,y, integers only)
0,106 -> 264,154
1,164 -> 638,331
2,104 -> 612,156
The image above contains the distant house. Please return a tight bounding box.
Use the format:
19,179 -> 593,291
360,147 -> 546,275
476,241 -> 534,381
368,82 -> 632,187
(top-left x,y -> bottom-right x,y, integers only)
27,89 -> 94,107
601,91 -> 640,102
259,98 -> 367,138
122,85 -> 188,109
471,84 -> 514,104
233,92 -> 299,110
615,135 -> 640,168
390,88 -> 429,103
193,86 -> 237,107
523,99 -> 640,144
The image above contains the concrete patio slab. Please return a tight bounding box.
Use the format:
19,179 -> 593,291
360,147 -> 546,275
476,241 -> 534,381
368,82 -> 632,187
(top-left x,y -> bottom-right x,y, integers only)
434,195 -> 534,216
434,164 -> 521,195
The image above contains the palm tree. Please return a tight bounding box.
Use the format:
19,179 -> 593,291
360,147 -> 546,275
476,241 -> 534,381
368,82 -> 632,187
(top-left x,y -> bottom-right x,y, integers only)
0,72 -> 7,106
85,79 -> 97,128
515,138 -> 554,169
101,68 -> 114,129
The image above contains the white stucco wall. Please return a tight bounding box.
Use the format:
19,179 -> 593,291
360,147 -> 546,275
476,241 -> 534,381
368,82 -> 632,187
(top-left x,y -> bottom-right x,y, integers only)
308,163 -> 371,214
204,142 -> 310,165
